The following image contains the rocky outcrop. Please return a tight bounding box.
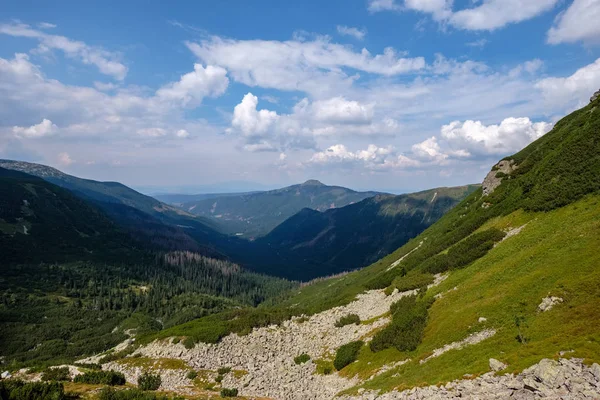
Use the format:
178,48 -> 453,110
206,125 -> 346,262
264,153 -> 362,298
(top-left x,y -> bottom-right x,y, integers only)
482,160 -> 517,196
420,329 -> 496,364
341,358 -> 600,399
591,89 -> 600,103
538,296 -> 563,312
489,358 -> 507,372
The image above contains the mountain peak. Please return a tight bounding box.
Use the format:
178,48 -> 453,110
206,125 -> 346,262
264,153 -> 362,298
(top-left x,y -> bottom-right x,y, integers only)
301,179 -> 325,186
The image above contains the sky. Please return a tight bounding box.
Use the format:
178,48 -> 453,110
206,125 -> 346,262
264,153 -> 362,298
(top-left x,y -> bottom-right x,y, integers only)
1,0 -> 600,193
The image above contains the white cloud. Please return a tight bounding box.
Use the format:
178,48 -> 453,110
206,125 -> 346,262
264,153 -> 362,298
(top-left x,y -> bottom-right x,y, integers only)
307,143 -> 421,171
368,0 -> 559,31
336,25 -> 367,40
176,129 -> 190,138
155,64 -> 229,107
12,119 -> 58,138
38,22 -> 57,29
535,58 -> 600,109
186,36 -> 425,97
466,38 -> 489,48
449,0 -> 559,31
311,97 -> 374,124
0,22 -> 128,80
58,152 -> 74,166
440,117 -> 552,156
137,128 -> 167,137
230,93 -> 279,136
94,81 -> 118,91
547,0 -> 600,44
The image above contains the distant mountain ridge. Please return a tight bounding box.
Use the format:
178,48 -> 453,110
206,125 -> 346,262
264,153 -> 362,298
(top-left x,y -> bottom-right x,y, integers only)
179,179 -> 382,237
250,185 -> 479,279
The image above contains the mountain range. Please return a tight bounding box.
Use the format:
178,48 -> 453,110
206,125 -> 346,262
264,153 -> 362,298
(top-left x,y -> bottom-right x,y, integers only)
176,179 -> 381,237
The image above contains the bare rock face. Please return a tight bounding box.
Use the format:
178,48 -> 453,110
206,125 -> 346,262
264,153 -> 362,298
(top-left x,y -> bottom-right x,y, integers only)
591,89 -> 600,103
482,160 -> 517,196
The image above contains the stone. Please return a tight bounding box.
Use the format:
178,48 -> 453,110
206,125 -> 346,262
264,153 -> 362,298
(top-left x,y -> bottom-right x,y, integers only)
478,317 -> 487,323
482,160 -> 517,196
591,89 -> 600,103
537,296 -> 563,312
489,358 -> 507,372
1,371 -> 11,379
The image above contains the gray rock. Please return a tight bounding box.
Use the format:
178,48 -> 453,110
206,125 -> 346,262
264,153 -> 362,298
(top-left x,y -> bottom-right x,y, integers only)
489,358 -> 507,372
591,89 -> 600,103
482,160 -> 517,196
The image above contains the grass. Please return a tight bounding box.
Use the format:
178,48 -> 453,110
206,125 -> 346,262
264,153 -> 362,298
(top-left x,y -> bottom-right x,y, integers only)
339,194 -> 600,394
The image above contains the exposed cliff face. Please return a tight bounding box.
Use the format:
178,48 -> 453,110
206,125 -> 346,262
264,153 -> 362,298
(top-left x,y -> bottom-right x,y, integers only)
482,159 -> 517,196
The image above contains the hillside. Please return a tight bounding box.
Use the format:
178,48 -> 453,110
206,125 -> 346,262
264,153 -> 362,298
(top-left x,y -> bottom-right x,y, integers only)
0,159 -> 227,255
74,93 -> 600,399
179,180 -> 381,237
0,167 -> 137,264
254,185 -> 478,278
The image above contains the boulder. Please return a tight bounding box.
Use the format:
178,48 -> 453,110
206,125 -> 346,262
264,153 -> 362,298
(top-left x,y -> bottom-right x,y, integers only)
482,160 -> 517,196
591,89 -> 600,103
489,358 -> 507,372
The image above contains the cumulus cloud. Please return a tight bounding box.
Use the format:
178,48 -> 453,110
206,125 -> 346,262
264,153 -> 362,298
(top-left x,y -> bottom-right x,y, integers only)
230,93 -> 279,136
12,119 -> 58,138
227,93 -> 398,152
547,0 -> 600,45
306,115 -> 552,173
440,117 -> 552,156
310,97 -> 374,124
336,25 -> 367,40
535,58 -> 600,109
368,0 -> 559,31
0,22 -> 128,80
155,64 -> 229,107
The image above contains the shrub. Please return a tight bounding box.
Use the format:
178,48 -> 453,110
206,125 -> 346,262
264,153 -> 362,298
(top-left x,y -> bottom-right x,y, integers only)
214,375 -> 223,383
0,379 -> 66,400
294,353 -> 311,365
220,388 -> 238,397
182,337 -> 195,350
41,366 -> 71,382
334,314 -> 360,328
370,295 -> 432,353
137,372 -> 161,391
217,367 -> 231,375
171,337 -> 180,345
74,370 -> 126,385
389,272 -> 434,293
186,370 -> 198,380
421,228 -> 506,274
333,341 -> 363,371
73,362 -> 102,370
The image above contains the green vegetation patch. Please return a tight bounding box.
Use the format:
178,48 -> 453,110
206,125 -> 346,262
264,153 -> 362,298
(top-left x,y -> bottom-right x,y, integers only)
370,295 -> 432,353
0,379 -> 66,400
334,314 -> 361,328
137,372 -> 161,391
73,370 -> 126,385
334,341 -> 364,371
294,353 -> 311,365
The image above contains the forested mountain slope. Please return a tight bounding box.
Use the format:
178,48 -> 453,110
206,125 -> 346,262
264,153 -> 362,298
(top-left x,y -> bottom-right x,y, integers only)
256,185 -> 478,276
0,168 -> 296,369
179,179 -> 381,237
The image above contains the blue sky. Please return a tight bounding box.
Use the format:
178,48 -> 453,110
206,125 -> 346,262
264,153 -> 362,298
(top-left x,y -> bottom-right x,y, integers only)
1,0 -> 599,193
